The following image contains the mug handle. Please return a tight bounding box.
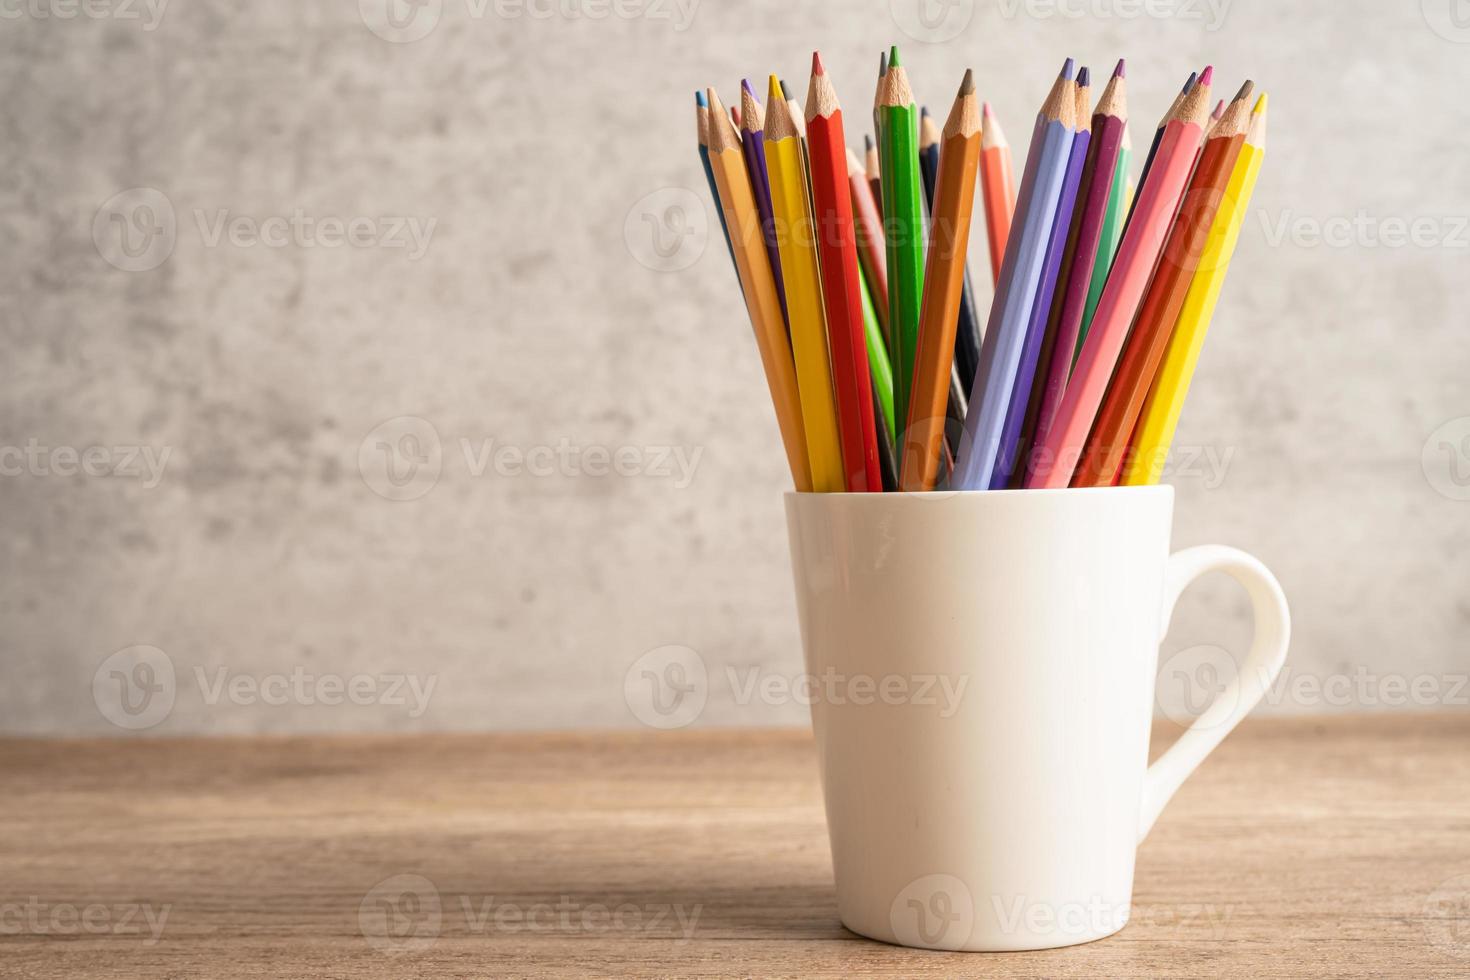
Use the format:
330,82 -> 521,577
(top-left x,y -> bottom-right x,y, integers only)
1138,545 -> 1291,842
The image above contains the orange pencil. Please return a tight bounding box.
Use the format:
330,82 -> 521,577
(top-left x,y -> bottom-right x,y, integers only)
705,88 -> 811,490
1074,82 -> 1253,486
979,101 -> 1016,285
899,70 -> 982,491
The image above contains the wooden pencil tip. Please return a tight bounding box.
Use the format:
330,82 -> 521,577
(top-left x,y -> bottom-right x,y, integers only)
741,77 -> 756,98
920,105 -> 930,119
766,74 -> 782,107
812,50 -> 824,75
889,45 -> 901,67
1060,56 -> 1075,79
864,133 -> 874,151
1199,65 -> 1214,86
983,100 -> 994,118
1114,58 -> 1126,78
1234,79 -> 1255,103
960,68 -> 975,95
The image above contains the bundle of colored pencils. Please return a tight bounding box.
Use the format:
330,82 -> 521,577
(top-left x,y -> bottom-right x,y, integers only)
695,49 -> 1266,493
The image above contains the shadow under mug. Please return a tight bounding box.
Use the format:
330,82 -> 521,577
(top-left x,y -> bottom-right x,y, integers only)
784,485 -> 1290,952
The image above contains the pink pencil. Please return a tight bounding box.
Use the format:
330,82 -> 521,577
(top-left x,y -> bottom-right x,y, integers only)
1027,68 -> 1213,488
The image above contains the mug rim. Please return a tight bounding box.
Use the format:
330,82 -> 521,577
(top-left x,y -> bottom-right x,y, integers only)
784,485 -> 1175,500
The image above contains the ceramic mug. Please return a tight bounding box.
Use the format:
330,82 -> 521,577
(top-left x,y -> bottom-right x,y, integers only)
784,485 -> 1289,952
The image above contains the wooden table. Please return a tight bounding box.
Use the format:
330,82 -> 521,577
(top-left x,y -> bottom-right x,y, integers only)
3,715 -> 1468,978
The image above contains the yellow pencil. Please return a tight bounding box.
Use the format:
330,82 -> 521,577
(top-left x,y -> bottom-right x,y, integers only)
706,88 -> 813,492
1123,94 -> 1268,486
764,75 -> 845,492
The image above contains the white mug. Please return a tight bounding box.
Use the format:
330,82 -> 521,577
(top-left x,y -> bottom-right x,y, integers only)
784,485 -> 1289,952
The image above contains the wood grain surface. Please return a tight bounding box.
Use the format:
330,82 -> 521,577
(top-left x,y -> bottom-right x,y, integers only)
2,715 -> 1468,978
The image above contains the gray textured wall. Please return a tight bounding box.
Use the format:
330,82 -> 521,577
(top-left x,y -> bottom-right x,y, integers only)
2,0 -> 1466,734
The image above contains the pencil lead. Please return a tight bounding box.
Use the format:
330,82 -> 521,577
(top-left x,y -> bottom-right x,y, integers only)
1181,71 -> 1197,94
921,105 -> 930,120
781,79 -> 795,100
1253,92 -> 1268,114
889,45 -> 901,68
695,90 -> 706,107
1198,65 -> 1214,86
960,68 -> 975,96
1077,66 -> 1091,87
1233,80 -> 1255,103
982,100 -> 994,119
1060,57 -> 1075,79
865,133 -> 874,151
879,50 -> 887,76
812,50 -> 824,75
741,77 -> 757,99
1212,99 -> 1225,118
1114,58 -> 1126,78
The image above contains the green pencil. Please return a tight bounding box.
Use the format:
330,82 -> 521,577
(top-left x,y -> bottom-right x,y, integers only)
1077,122 -> 1131,360
878,45 -> 925,434
859,266 -> 896,441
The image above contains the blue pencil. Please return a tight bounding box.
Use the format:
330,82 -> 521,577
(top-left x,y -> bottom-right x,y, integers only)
954,59 -> 1079,490
990,67 -> 1093,488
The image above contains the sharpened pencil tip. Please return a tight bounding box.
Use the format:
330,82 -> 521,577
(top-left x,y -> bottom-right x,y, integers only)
983,100 -> 994,118
695,90 -> 706,107
741,78 -> 756,97
781,78 -> 795,99
1060,57 -> 1075,79
879,50 -> 887,75
1234,80 -> 1255,103
1182,71 -> 1197,93
1253,93 -> 1268,114
766,74 -> 782,106
888,45 -> 902,68
812,50 -> 824,75
920,105 -> 930,119
960,68 -> 975,95
1199,65 -> 1214,86
1077,66 -> 1090,87
864,133 -> 874,151
1114,58 -> 1126,78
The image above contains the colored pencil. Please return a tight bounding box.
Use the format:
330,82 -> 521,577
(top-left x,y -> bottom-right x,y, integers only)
804,56 -> 884,492
980,102 -> 1016,285
731,104 -> 742,130
864,134 -> 883,216
878,46 -> 926,436
1075,82 -> 1253,487
1123,94 -> 1267,486
1080,120 -> 1132,353
1014,59 -> 1128,486
696,91 -> 735,265
859,264 -> 896,441
764,78 -> 845,493
917,107 -> 985,397
704,89 -> 811,490
953,58 -> 1078,491
847,145 -> 889,334
781,79 -> 806,138
1124,71 -> 1195,234
991,66 -> 1092,488
1028,68 -> 1212,488
739,80 -> 787,322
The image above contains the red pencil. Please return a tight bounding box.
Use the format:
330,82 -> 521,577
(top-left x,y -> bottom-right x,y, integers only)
846,145 -> 889,335
805,52 -> 883,492
979,102 -> 1016,285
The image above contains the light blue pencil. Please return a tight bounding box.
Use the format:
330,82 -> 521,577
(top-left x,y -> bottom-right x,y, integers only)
954,59 -> 1079,490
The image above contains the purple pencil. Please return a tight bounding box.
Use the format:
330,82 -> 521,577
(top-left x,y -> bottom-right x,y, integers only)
739,79 -> 788,323
990,67 -> 1093,488
1016,60 -> 1129,486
